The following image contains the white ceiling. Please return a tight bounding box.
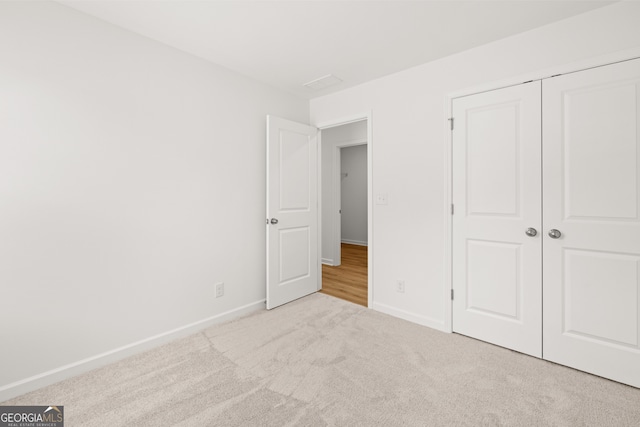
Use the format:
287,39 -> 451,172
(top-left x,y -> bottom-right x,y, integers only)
59,0 -> 615,99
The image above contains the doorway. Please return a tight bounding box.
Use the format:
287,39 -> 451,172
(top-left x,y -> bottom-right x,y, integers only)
319,120 -> 369,307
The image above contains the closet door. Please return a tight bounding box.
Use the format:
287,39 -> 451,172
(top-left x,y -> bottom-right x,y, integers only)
452,81 -> 542,357
543,59 -> 640,388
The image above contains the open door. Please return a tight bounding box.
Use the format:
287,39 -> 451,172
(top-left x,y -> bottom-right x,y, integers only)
266,115 -> 319,309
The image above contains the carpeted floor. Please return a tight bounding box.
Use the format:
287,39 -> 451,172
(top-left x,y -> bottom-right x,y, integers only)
4,293 -> 640,426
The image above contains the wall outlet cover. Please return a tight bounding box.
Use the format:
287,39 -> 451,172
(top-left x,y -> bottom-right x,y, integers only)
376,193 -> 388,205
215,282 -> 224,298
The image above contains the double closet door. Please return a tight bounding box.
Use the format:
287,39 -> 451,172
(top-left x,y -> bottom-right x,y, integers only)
452,58 -> 640,388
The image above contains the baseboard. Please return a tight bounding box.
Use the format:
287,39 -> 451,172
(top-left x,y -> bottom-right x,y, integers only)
341,239 -> 368,246
0,299 -> 265,403
321,258 -> 334,265
372,302 -> 447,333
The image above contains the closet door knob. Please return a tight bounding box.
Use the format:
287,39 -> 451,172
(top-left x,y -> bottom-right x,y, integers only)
548,229 -> 562,239
270,218 -> 279,225
525,228 -> 537,237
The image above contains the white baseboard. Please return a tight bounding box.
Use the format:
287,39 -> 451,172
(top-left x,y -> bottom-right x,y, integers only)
321,258 -> 334,265
371,302 -> 447,333
0,299 -> 265,403
341,239 -> 368,246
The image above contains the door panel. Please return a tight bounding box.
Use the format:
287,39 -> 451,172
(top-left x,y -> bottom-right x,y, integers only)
280,131 -> 311,210
279,227 -> 310,283
266,116 -> 318,309
466,240 -> 521,320
563,249 -> 639,347
562,81 -> 638,220
543,58 -> 640,388
467,103 -> 521,216
452,82 -> 542,357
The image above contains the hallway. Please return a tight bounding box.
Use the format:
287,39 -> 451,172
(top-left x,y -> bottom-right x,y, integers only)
320,243 -> 367,307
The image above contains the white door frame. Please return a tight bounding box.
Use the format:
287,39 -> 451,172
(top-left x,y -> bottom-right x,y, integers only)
316,112 -> 373,308
332,138 -> 368,266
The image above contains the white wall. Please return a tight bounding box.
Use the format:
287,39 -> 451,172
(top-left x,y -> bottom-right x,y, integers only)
310,1 -> 640,330
340,145 -> 368,246
320,121 -> 367,264
0,1 -> 307,400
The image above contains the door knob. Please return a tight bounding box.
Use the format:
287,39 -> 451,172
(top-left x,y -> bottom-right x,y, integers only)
548,229 -> 562,239
270,218 -> 279,225
525,227 -> 537,237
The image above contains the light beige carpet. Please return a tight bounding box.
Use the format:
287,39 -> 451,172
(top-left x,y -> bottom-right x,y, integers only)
4,293 -> 640,426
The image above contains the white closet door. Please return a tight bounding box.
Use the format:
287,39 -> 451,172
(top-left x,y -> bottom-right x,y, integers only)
452,82 -> 542,357
543,59 -> 640,388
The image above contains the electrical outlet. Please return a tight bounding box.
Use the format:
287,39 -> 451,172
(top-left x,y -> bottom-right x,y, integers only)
376,193 -> 388,205
396,280 -> 405,293
215,282 -> 224,298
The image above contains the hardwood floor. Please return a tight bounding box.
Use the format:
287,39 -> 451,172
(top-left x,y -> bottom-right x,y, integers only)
321,243 -> 367,307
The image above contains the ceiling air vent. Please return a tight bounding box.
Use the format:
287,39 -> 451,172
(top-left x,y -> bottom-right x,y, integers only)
303,74 -> 342,91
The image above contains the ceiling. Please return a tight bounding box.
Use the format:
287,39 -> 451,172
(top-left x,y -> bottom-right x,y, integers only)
58,0 -> 615,99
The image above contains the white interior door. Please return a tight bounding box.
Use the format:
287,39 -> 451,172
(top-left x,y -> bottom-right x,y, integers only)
542,59 -> 640,387
266,115 -> 319,310
452,82 -> 542,357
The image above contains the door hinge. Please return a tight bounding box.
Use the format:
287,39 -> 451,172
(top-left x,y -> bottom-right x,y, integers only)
448,117 -> 454,130
451,289 -> 454,300
451,204 -> 454,215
